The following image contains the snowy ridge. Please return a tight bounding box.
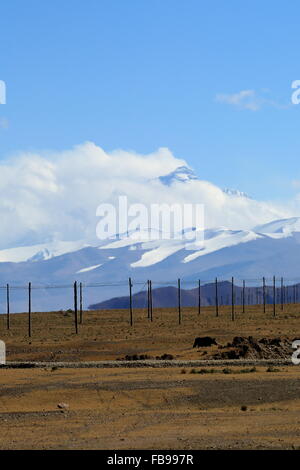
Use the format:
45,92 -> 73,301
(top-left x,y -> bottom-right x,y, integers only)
0,216 -> 300,312
254,217 -> 300,236
0,240 -> 91,263
0,217 -> 299,268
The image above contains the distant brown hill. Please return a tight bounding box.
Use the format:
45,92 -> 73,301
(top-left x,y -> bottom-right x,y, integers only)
88,280 -> 296,309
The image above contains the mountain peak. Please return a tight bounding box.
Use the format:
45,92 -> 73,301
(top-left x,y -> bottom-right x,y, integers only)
158,165 -> 199,186
223,188 -> 251,199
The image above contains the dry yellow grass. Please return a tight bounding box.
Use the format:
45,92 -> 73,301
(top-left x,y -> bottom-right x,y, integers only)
0,304 -> 298,362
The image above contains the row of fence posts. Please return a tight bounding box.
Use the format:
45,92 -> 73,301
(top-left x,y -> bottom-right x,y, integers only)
213,276 -> 280,320
1,276 -> 297,336
130,275 -> 286,327
3,281 -> 84,337
149,275 -> 286,326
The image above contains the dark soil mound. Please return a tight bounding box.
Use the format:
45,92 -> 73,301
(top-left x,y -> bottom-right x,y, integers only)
213,336 -> 292,360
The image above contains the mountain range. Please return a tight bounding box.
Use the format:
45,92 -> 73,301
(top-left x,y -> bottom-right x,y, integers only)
0,165 -> 300,312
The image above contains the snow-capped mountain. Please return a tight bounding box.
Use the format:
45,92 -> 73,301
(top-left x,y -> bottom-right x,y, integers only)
158,165 -> 251,200
0,216 -> 300,312
0,161 -> 298,312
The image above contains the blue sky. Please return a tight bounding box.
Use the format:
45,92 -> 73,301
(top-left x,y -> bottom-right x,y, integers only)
0,0 -> 299,201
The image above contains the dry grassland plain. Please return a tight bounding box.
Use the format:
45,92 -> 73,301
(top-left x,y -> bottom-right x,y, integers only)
0,305 -> 299,449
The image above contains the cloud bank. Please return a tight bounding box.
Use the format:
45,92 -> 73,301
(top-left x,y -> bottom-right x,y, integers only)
0,142 -> 295,249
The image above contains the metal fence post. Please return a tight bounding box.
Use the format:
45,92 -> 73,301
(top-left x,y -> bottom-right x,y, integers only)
6,284 -> 10,330
231,277 -> 235,321
28,282 -> 32,338
263,277 -> 266,313
215,277 -> 219,317
150,280 -> 153,322
198,280 -> 201,315
178,278 -> 181,325
74,281 -> 78,334
129,277 -> 133,326
273,275 -> 276,317
79,282 -> 83,324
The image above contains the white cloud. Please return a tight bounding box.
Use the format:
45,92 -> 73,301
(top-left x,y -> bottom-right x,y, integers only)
0,142 -> 295,249
216,90 -> 260,111
215,90 -> 289,111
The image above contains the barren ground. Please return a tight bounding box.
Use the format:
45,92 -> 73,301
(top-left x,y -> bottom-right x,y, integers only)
0,366 -> 300,449
0,305 -> 299,449
0,304 -> 299,362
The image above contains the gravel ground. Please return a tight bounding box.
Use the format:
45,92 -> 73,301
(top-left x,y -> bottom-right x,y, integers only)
0,358 -> 293,368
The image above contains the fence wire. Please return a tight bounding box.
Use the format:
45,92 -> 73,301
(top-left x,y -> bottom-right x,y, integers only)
0,277 -> 299,314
